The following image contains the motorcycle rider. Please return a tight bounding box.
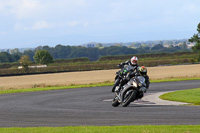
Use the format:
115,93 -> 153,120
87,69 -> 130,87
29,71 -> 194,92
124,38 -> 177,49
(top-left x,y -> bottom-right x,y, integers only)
113,56 -> 139,92
118,56 -> 139,69
138,66 -> 150,90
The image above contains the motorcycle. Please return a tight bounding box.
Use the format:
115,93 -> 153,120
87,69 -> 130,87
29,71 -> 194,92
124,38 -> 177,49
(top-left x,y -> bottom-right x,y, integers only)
112,75 -> 147,107
111,64 -> 137,92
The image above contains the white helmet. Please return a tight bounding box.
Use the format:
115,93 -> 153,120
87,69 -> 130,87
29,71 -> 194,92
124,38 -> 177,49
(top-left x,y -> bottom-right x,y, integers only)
131,56 -> 138,65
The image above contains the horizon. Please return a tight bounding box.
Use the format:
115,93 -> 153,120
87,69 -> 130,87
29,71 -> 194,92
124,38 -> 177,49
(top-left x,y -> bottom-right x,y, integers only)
0,38 -> 190,50
0,0 -> 200,49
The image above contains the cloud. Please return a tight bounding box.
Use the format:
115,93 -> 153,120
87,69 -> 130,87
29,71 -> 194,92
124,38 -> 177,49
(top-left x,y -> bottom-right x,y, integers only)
0,0 -> 41,19
13,20 -> 90,32
14,21 -> 51,31
31,21 -> 52,30
5,0 -> 88,19
0,0 -> 92,32
12,0 -> 40,19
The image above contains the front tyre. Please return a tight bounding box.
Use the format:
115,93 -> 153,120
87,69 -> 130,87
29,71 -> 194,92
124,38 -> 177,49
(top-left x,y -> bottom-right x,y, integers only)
111,78 -> 120,92
112,96 -> 120,107
121,90 -> 137,107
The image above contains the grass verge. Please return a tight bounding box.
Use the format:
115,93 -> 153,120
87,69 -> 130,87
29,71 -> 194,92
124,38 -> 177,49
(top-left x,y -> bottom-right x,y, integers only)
160,88 -> 200,105
0,125 -> 200,133
150,77 -> 200,83
0,77 -> 200,95
0,82 -> 112,94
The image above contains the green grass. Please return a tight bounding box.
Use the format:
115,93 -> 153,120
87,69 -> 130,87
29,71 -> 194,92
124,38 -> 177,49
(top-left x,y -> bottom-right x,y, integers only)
0,125 -> 200,133
150,77 -> 200,83
0,82 -> 112,94
160,88 -> 200,105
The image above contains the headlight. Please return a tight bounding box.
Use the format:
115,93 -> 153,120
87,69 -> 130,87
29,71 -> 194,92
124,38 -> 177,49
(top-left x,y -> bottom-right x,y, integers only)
132,81 -> 137,87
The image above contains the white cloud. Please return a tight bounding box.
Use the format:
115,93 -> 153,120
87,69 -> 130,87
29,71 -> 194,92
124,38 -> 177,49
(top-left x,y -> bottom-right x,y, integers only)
0,0 -> 41,19
13,20 -> 89,32
31,20 -> 52,30
15,0 -> 88,19
14,20 -> 51,31
66,21 -> 89,28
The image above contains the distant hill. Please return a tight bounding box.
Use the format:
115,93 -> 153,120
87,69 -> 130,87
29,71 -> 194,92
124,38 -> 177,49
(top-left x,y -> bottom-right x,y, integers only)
0,48 -> 34,53
82,39 -> 190,48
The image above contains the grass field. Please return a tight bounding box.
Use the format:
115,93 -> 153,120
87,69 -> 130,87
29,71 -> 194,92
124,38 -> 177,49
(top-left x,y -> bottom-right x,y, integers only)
160,88 -> 200,105
0,125 -> 200,133
0,64 -> 200,90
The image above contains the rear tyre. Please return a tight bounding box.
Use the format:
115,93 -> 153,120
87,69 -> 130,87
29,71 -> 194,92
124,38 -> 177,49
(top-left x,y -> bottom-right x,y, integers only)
112,96 -> 120,107
121,90 -> 137,107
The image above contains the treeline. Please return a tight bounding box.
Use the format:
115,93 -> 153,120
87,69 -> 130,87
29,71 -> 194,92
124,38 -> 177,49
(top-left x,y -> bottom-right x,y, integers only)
0,51 -> 197,76
0,43 -> 190,63
40,43 -> 189,61
98,52 -> 196,61
0,50 -> 34,63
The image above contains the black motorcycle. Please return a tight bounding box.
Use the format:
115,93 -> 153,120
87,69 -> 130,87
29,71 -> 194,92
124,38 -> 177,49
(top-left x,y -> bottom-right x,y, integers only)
112,75 -> 147,107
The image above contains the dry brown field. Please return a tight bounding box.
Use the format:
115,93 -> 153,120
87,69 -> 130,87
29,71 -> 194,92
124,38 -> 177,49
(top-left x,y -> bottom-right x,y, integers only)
0,64 -> 200,90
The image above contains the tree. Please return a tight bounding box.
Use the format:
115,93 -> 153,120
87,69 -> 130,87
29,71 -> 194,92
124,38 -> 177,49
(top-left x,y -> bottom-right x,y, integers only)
0,52 -> 15,63
54,45 -> 71,59
10,48 -> 20,54
151,44 -> 165,51
189,23 -> 200,52
128,43 -> 141,48
34,50 -> 53,65
19,55 -> 31,72
179,42 -> 188,51
115,43 -> 123,47
95,43 -> 103,48
23,50 -> 35,61
189,23 -> 200,61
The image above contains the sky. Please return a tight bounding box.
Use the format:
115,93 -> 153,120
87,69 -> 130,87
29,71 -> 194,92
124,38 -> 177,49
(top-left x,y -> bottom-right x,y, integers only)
0,0 -> 200,49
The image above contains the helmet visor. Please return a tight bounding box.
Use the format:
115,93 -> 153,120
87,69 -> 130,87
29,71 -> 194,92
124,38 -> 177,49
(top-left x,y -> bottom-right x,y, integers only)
131,60 -> 137,65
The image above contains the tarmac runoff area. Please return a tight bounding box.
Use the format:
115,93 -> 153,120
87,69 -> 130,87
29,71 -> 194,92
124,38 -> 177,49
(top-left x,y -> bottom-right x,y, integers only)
104,91 -> 189,106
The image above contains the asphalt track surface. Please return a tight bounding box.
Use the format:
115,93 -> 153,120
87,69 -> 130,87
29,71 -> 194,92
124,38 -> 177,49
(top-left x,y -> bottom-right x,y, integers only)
0,80 -> 200,127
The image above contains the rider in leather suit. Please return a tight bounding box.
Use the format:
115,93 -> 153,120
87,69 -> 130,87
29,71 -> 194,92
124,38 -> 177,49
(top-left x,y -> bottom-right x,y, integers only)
114,56 -> 139,92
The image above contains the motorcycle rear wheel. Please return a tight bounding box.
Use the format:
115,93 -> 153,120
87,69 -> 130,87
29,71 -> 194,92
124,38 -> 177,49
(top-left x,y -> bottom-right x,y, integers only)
121,90 -> 137,107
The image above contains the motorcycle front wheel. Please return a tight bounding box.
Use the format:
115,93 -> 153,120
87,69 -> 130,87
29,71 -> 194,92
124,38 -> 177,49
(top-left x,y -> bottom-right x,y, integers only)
112,96 -> 120,107
121,89 -> 137,107
111,78 -> 120,92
